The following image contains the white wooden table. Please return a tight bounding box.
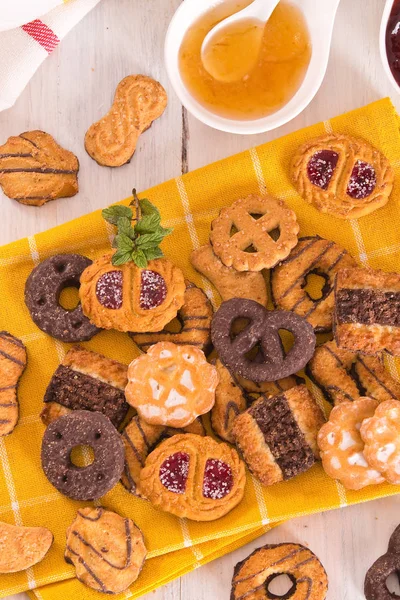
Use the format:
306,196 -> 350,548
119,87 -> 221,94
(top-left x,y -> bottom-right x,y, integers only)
2,0 -> 400,598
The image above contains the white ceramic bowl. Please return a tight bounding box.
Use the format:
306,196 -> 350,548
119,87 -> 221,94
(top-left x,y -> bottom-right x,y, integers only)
165,0 -> 341,134
380,0 -> 400,95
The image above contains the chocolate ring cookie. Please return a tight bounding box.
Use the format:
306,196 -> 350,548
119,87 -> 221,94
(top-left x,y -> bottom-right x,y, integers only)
25,254 -> 100,342
41,410 -> 124,500
211,298 -> 316,383
231,542 -> 328,600
365,525 -> 400,600
271,236 -> 357,332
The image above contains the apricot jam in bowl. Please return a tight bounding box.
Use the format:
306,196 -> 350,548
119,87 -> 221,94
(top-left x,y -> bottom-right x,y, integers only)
165,0 -> 340,134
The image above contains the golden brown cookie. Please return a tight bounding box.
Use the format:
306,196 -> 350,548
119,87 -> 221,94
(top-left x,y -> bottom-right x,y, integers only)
210,194 -> 299,271
190,244 -> 268,305
271,236 -> 357,332
211,359 -> 248,443
130,281 -> 213,352
0,130 -> 79,206
231,543 -> 328,600
291,134 -> 394,219
236,373 -> 303,395
139,433 -> 246,521
0,332 -> 27,436
0,520 -> 53,573
85,75 -> 167,167
307,340 -> 400,406
41,346 -> 129,428
334,267 -> 400,356
65,507 -> 147,594
80,254 -> 185,333
318,398 -> 384,490
232,385 -> 325,486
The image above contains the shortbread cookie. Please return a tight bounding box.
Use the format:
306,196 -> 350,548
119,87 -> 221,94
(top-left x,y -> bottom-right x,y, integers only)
307,340 -> 400,406
211,360 -> 248,443
232,385 -> 325,486
41,346 -> 129,428
80,254 -> 185,333
139,433 -> 246,521
190,244 -> 268,305
318,398 -> 384,490
41,410 -> 125,500
85,75 -> 167,167
65,507 -> 147,594
0,332 -> 27,436
0,521 -> 53,573
25,254 -> 100,342
231,543 -> 328,600
334,267 -> 400,356
125,342 -> 218,428
271,236 -> 356,332
210,194 -> 299,271
130,281 -> 212,353
361,399 -> 400,484
291,134 -> 394,219
0,130 -> 79,206
365,525 -> 400,600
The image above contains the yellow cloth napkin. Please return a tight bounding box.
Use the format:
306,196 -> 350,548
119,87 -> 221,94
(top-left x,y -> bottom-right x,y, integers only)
0,97 -> 399,600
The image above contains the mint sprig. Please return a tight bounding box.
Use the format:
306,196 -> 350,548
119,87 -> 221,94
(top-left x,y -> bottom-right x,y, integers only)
102,189 -> 172,267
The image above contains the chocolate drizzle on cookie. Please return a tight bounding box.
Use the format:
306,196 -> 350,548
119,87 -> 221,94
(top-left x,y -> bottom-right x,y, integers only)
336,289 -> 400,327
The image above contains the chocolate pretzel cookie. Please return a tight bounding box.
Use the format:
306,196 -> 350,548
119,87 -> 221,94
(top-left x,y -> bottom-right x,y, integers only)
271,236 -> 356,332
365,524 -> 400,600
334,267 -> 400,356
41,346 -> 129,428
307,340 -> 400,406
232,385 -> 325,486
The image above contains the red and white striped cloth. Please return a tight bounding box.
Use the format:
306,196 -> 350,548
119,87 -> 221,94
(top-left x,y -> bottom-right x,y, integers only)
0,0 -> 100,112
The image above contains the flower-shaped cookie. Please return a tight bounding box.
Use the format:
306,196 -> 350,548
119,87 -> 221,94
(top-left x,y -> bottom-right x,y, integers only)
318,398 -> 384,490
361,399 -> 400,484
125,342 -> 218,428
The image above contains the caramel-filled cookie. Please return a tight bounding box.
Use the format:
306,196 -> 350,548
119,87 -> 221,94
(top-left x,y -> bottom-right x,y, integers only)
232,386 -> 325,486
0,130 -> 79,206
0,521 -> 53,573
231,543 -> 328,600
65,507 -> 147,594
41,346 -> 129,428
0,332 -> 27,436
85,75 -> 167,167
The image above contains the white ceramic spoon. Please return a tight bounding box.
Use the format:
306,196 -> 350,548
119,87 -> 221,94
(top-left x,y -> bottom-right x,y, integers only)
201,0 -> 280,82
165,0 -> 342,134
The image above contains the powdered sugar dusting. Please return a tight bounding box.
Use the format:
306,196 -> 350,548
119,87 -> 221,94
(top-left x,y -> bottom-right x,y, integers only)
202,458 -> 233,500
346,160 -> 376,199
159,452 -> 189,494
95,270 -> 123,309
307,150 -> 339,190
140,270 -> 167,310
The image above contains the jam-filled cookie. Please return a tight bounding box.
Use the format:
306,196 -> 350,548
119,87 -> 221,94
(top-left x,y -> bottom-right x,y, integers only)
79,254 -> 185,333
125,342 -> 218,428
232,386 -> 325,486
65,507 -> 147,595
271,236 -> 356,332
334,267 -> 400,356
318,398 -> 384,490
291,134 -> 394,219
130,281 -> 213,353
361,399 -> 400,485
139,433 -> 246,521
231,543 -> 328,600
0,332 -> 27,437
307,340 -> 400,406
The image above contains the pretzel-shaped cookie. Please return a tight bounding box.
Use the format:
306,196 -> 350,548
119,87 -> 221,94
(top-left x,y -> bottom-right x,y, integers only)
210,194 -> 299,271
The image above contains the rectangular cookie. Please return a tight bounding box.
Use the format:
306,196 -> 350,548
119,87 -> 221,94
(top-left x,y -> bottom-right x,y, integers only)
334,267 -> 400,356
42,346 -> 129,428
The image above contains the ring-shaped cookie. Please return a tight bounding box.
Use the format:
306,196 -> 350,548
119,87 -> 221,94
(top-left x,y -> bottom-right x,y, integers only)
271,236 -> 357,332
25,254 -> 100,342
211,298 -> 316,383
41,410 -> 125,500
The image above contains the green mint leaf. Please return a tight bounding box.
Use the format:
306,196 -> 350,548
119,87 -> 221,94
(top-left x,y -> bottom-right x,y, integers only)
157,226 -> 173,237
132,249 -> 148,268
134,212 -> 161,234
139,198 -> 161,218
117,216 -> 135,238
136,231 -> 166,250
144,246 -> 164,261
102,205 -> 133,225
111,237 -> 118,249
114,233 -> 135,254
112,249 -> 133,266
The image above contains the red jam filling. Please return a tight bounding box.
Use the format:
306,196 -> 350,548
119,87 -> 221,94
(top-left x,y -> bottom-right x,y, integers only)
202,458 -> 233,500
159,452 -> 189,494
386,0 -> 400,87
95,270 -> 123,310
306,150 -> 339,190
346,160 -> 376,200
140,270 -> 167,310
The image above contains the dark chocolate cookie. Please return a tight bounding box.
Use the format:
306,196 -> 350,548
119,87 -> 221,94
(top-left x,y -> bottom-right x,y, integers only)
365,524 -> 400,600
25,254 -> 100,342
41,410 -> 124,500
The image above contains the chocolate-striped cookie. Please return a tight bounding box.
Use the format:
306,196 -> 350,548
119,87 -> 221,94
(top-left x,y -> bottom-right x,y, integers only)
211,360 -> 248,443
0,332 -> 27,436
232,385 -> 325,486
